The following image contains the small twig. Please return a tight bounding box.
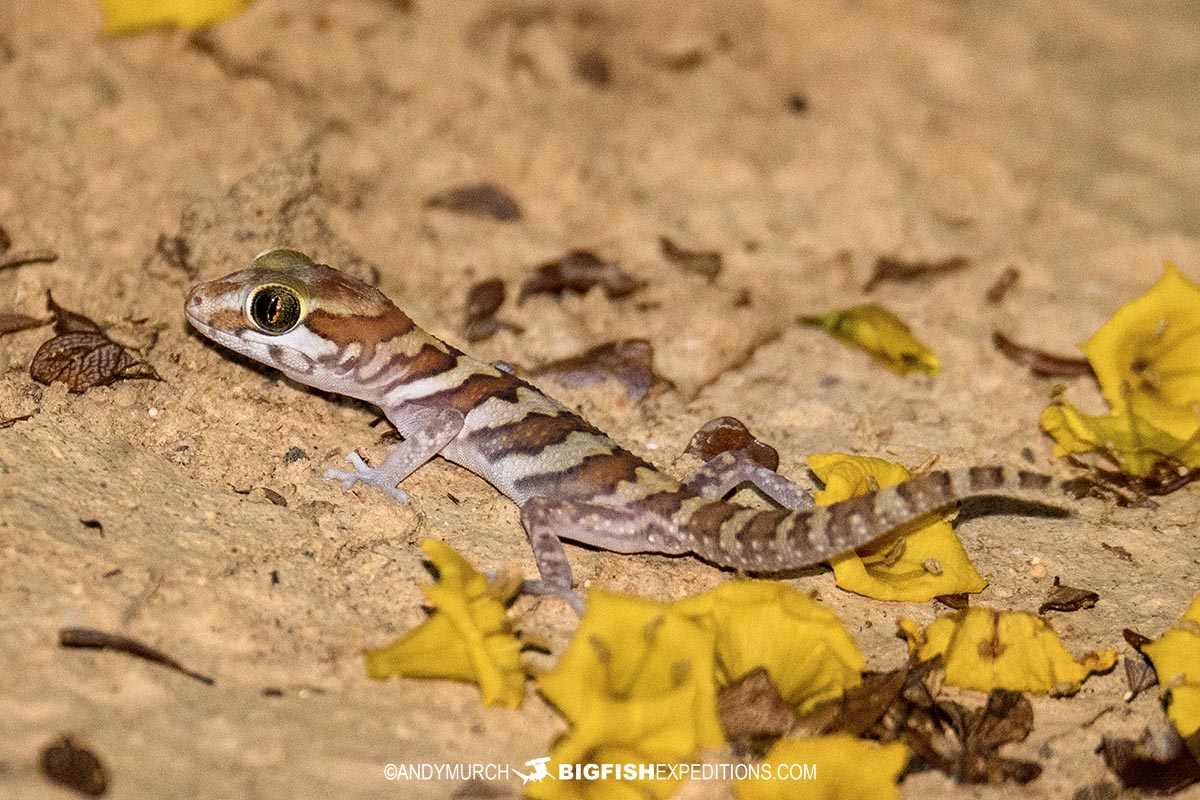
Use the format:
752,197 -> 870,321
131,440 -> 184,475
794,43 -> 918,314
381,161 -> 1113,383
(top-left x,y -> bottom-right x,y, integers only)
59,626 -> 214,685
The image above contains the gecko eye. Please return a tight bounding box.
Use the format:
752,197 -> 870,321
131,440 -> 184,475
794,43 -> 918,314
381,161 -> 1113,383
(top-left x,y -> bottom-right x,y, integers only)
248,284 -> 303,334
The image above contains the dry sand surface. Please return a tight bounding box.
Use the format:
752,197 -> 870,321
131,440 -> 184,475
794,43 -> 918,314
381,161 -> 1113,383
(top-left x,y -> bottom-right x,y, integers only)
2,0 -> 1200,797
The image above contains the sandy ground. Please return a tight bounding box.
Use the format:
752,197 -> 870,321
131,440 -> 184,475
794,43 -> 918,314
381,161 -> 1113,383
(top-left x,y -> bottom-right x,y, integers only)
2,0 -> 1200,797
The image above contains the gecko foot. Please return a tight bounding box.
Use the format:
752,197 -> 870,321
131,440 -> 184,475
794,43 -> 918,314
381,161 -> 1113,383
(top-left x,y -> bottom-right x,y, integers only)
522,579 -> 585,615
324,452 -> 410,504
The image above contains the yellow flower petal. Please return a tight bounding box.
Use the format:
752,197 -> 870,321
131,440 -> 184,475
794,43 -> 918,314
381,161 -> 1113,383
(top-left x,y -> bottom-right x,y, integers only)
899,608 -> 1117,695
539,589 -> 724,749
809,454 -> 988,601
734,735 -> 909,800
674,581 -> 865,714
98,0 -> 251,34
526,683 -> 703,800
1142,593 -> 1200,741
799,304 -> 940,376
1083,263 -> 1200,440
364,540 -> 526,709
1039,397 -> 1200,477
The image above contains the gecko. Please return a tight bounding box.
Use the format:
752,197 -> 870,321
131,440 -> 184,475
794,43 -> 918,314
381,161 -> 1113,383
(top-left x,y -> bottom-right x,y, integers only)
186,248 -> 1069,610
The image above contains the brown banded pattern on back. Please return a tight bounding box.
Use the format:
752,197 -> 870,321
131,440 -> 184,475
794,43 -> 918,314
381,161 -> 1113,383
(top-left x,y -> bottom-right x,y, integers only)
514,448 -> 658,503
469,410 -> 605,459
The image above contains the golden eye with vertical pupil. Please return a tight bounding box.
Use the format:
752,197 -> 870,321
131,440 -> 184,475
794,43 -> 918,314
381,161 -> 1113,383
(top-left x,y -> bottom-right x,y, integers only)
248,284 -> 303,334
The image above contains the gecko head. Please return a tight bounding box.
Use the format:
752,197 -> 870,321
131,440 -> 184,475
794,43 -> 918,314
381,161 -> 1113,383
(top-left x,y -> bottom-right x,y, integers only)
186,248 -> 414,397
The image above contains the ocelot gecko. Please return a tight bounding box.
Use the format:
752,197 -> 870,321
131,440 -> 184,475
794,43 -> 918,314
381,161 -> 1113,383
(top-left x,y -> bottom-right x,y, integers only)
186,249 -> 1066,610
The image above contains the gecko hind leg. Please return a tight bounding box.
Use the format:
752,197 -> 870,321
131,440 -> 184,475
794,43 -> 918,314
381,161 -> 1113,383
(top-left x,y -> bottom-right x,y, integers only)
519,497 -> 687,613
324,406 -> 465,504
683,450 -> 814,510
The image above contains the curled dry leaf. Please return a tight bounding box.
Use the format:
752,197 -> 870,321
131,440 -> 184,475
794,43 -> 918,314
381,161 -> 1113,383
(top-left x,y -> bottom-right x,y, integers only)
518,250 -> 644,303
659,236 -> 722,281
527,339 -> 668,402
1124,655 -> 1159,701
993,331 -> 1093,379
463,278 -> 522,343
864,254 -> 969,292
716,667 -> 798,753
426,182 -> 522,222
39,735 -> 109,797
813,659 -> 1041,784
30,293 -> 161,393
1101,726 -> 1200,795
1038,576 -> 1100,614
0,312 -> 48,335
59,627 -> 214,685
684,416 -> 780,471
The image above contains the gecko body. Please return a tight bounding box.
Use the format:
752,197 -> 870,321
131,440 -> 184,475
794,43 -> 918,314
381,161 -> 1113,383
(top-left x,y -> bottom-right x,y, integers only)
186,249 -> 1067,608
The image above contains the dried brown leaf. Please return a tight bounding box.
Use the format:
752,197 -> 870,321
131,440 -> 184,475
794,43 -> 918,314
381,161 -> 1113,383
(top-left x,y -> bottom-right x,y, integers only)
0,312 -> 47,335
683,416 -> 779,471
59,627 -> 213,685
31,333 -> 160,392
39,735 -> 108,796
1038,576 -> 1100,614
518,250 -> 644,303
986,267 -> 1021,304
935,593 -> 971,610
31,293 -> 160,392
1104,543 -> 1135,563
1123,628 -> 1152,651
659,236 -> 722,281
864,255 -> 969,292
820,659 -> 1040,784
1101,730 -> 1200,795
819,668 -> 908,738
993,331 -> 1094,379
46,291 -> 101,334
527,339 -> 667,402
717,668 -> 798,752
1123,655 -> 1158,701
426,183 -> 522,222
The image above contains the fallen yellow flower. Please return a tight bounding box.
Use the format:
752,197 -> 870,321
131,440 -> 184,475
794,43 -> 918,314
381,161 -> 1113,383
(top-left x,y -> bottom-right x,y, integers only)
899,608 -> 1116,695
1041,263 -> 1200,476
675,581 -> 865,713
809,454 -> 987,601
734,735 -> 909,800
527,682 -> 705,800
1142,593 -> 1200,743
538,589 -> 725,749
798,304 -> 940,376
364,540 -> 526,709
1084,263 -> 1200,440
1040,396 -> 1200,478
98,0 -> 251,34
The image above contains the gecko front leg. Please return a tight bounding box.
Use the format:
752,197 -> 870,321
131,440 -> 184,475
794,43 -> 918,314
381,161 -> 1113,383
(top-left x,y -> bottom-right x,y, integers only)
520,498 -> 687,612
684,450 -> 815,510
325,406 -> 465,503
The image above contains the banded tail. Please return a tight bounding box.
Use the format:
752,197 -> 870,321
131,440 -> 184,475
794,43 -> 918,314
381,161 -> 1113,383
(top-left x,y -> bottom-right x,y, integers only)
677,466 -> 1065,571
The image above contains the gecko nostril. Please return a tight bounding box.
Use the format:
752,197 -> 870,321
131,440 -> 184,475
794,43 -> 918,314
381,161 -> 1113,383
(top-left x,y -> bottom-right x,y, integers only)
190,295 -> 202,307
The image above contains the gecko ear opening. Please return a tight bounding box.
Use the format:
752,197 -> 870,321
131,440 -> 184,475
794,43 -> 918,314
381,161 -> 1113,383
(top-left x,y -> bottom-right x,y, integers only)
248,284 -> 304,334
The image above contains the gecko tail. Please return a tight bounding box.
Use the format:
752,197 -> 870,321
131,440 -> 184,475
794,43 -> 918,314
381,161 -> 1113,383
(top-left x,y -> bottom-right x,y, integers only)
686,465 -> 1070,572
